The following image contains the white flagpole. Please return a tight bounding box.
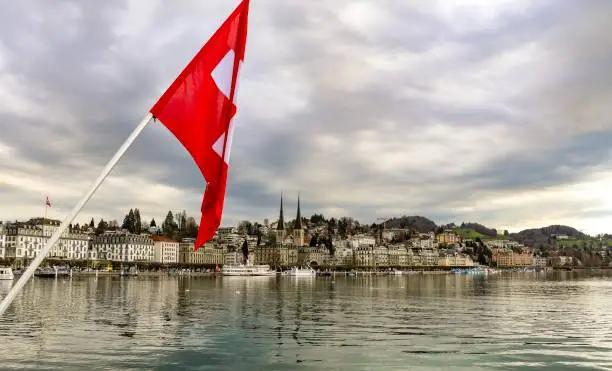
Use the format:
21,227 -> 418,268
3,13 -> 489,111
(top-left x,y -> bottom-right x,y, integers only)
0,113 -> 153,317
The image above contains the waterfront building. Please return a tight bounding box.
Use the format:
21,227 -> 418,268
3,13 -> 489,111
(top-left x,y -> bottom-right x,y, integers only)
438,253 -> 474,267
373,246 -> 389,267
332,246 -> 354,266
200,244 -> 227,265
224,246 -> 243,265
388,246 -> 410,267
178,242 -> 208,265
411,248 -> 439,266
533,256 -> 548,267
150,235 -> 179,264
92,232 -> 154,263
551,256 -> 573,267
492,250 -> 534,268
354,245 -> 374,267
0,222 -> 6,259
4,219 -> 91,262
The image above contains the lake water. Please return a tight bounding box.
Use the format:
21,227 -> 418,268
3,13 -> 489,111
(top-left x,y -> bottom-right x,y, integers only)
1,271 -> 612,370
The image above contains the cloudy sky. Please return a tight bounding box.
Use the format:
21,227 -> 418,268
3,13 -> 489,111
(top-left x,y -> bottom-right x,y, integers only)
1,0 -> 611,234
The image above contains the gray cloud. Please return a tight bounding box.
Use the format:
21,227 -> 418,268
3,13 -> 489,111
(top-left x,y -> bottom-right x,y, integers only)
1,0 -> 612,234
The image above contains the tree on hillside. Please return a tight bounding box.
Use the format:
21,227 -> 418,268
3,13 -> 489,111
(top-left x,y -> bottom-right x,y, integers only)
89,218 -> 95,228
238,221 -> 253,235
257,229 -> 262,246
175,210 -> 187,235
326,237 -> 335,256
150,218 -> 157,228
133,208 -> 142,234
252,222 -> 262,235
242,238 -> 249,262
122,209 -> 135,233
95,219 -> 108,235
185,216 -> 198,238
309,233 -> 319,247
310,213 -> 326,224
162,211 -> 178,238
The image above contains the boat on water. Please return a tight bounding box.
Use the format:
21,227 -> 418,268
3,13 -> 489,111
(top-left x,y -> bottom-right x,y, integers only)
34,266 -> 71,278
282,267 -> 316,276
451,267 -> 498,275
221,258 -> 275,276
0,266 -> 14,280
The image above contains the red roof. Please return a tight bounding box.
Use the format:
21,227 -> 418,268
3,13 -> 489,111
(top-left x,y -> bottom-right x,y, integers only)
149,235 -> 176,242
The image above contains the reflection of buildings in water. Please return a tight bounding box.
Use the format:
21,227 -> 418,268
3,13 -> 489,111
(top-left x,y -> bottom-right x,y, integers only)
225,277 -> 275,325
221,276 -> 276,291
0,280 -> 12,295
275,278 -> 284,358
2,277 -> 187,365
292,286 -> 303,364
284,276 -> 315,290
87,277 -> 182,345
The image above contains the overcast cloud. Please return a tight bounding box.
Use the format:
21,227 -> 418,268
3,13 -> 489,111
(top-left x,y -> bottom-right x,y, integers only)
1,0 -> 611,234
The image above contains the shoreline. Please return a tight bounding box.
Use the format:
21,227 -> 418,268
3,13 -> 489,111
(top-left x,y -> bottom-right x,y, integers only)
10,266 -> 606,279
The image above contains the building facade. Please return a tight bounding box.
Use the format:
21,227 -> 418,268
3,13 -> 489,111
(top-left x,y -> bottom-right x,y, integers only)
4,219 -> 91,262
92,232 -> 154,262
150,236 -> 179,264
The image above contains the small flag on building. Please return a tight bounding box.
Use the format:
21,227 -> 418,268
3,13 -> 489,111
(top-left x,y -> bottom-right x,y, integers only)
45,196 -> 51,207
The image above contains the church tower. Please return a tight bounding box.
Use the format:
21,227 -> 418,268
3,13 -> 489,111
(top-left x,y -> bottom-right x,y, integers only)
293,193 -> 305,246
275,193 -> 285,244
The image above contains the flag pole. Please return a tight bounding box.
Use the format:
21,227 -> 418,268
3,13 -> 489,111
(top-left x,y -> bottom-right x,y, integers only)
0,113 -> 153,317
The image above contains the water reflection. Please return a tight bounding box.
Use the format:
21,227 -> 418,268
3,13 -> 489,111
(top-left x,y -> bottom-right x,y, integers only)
0,272 -> 612,370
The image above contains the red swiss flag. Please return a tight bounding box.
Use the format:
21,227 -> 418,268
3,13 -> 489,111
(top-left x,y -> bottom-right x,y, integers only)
150,0 -> 249,250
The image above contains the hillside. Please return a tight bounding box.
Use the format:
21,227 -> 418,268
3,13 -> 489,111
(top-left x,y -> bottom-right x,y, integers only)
510,225 -> 587,248
458,222 -> 497,237
384,216 -> 437,233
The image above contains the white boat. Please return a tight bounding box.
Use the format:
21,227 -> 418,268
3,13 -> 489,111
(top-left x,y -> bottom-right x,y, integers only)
0,267 -> 14,280
282,267 -> 316,276
221,258 -> 276,276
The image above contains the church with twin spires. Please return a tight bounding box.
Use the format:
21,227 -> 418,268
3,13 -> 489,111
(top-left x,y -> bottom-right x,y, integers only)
274,193 -> 305,247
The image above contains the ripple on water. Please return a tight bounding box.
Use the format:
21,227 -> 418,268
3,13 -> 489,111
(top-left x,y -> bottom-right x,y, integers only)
1,273 -> 612,370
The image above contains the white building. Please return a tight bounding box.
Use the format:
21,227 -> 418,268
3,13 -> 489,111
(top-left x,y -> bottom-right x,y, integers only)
534,256 -> 548,267
150,236 -> 179,264
224,248 -> 243,265
347,235 -> 376,248
4,219 -> 91,261
92,232 -> 154,262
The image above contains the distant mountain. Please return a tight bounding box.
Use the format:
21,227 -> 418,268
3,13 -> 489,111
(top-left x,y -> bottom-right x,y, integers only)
384,216 -> 437,233
459,222 -> 497,237
510,225 -> 587,248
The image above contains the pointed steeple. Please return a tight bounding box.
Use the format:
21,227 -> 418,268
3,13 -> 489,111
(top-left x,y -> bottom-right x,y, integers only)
277,193 -> 284,231
295,192 -> 302,229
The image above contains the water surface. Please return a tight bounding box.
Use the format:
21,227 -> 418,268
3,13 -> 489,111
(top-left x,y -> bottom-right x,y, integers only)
1,271 -> 611,370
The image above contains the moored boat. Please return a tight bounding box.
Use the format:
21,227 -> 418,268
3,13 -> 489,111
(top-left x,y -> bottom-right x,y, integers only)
221,258 -> 275,276
282,267 -> 316,276
0,266 -> 14,280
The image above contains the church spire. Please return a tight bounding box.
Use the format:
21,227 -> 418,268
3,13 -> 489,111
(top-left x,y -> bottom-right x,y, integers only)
277,192 -> 284,231
295,192 -> 302,229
